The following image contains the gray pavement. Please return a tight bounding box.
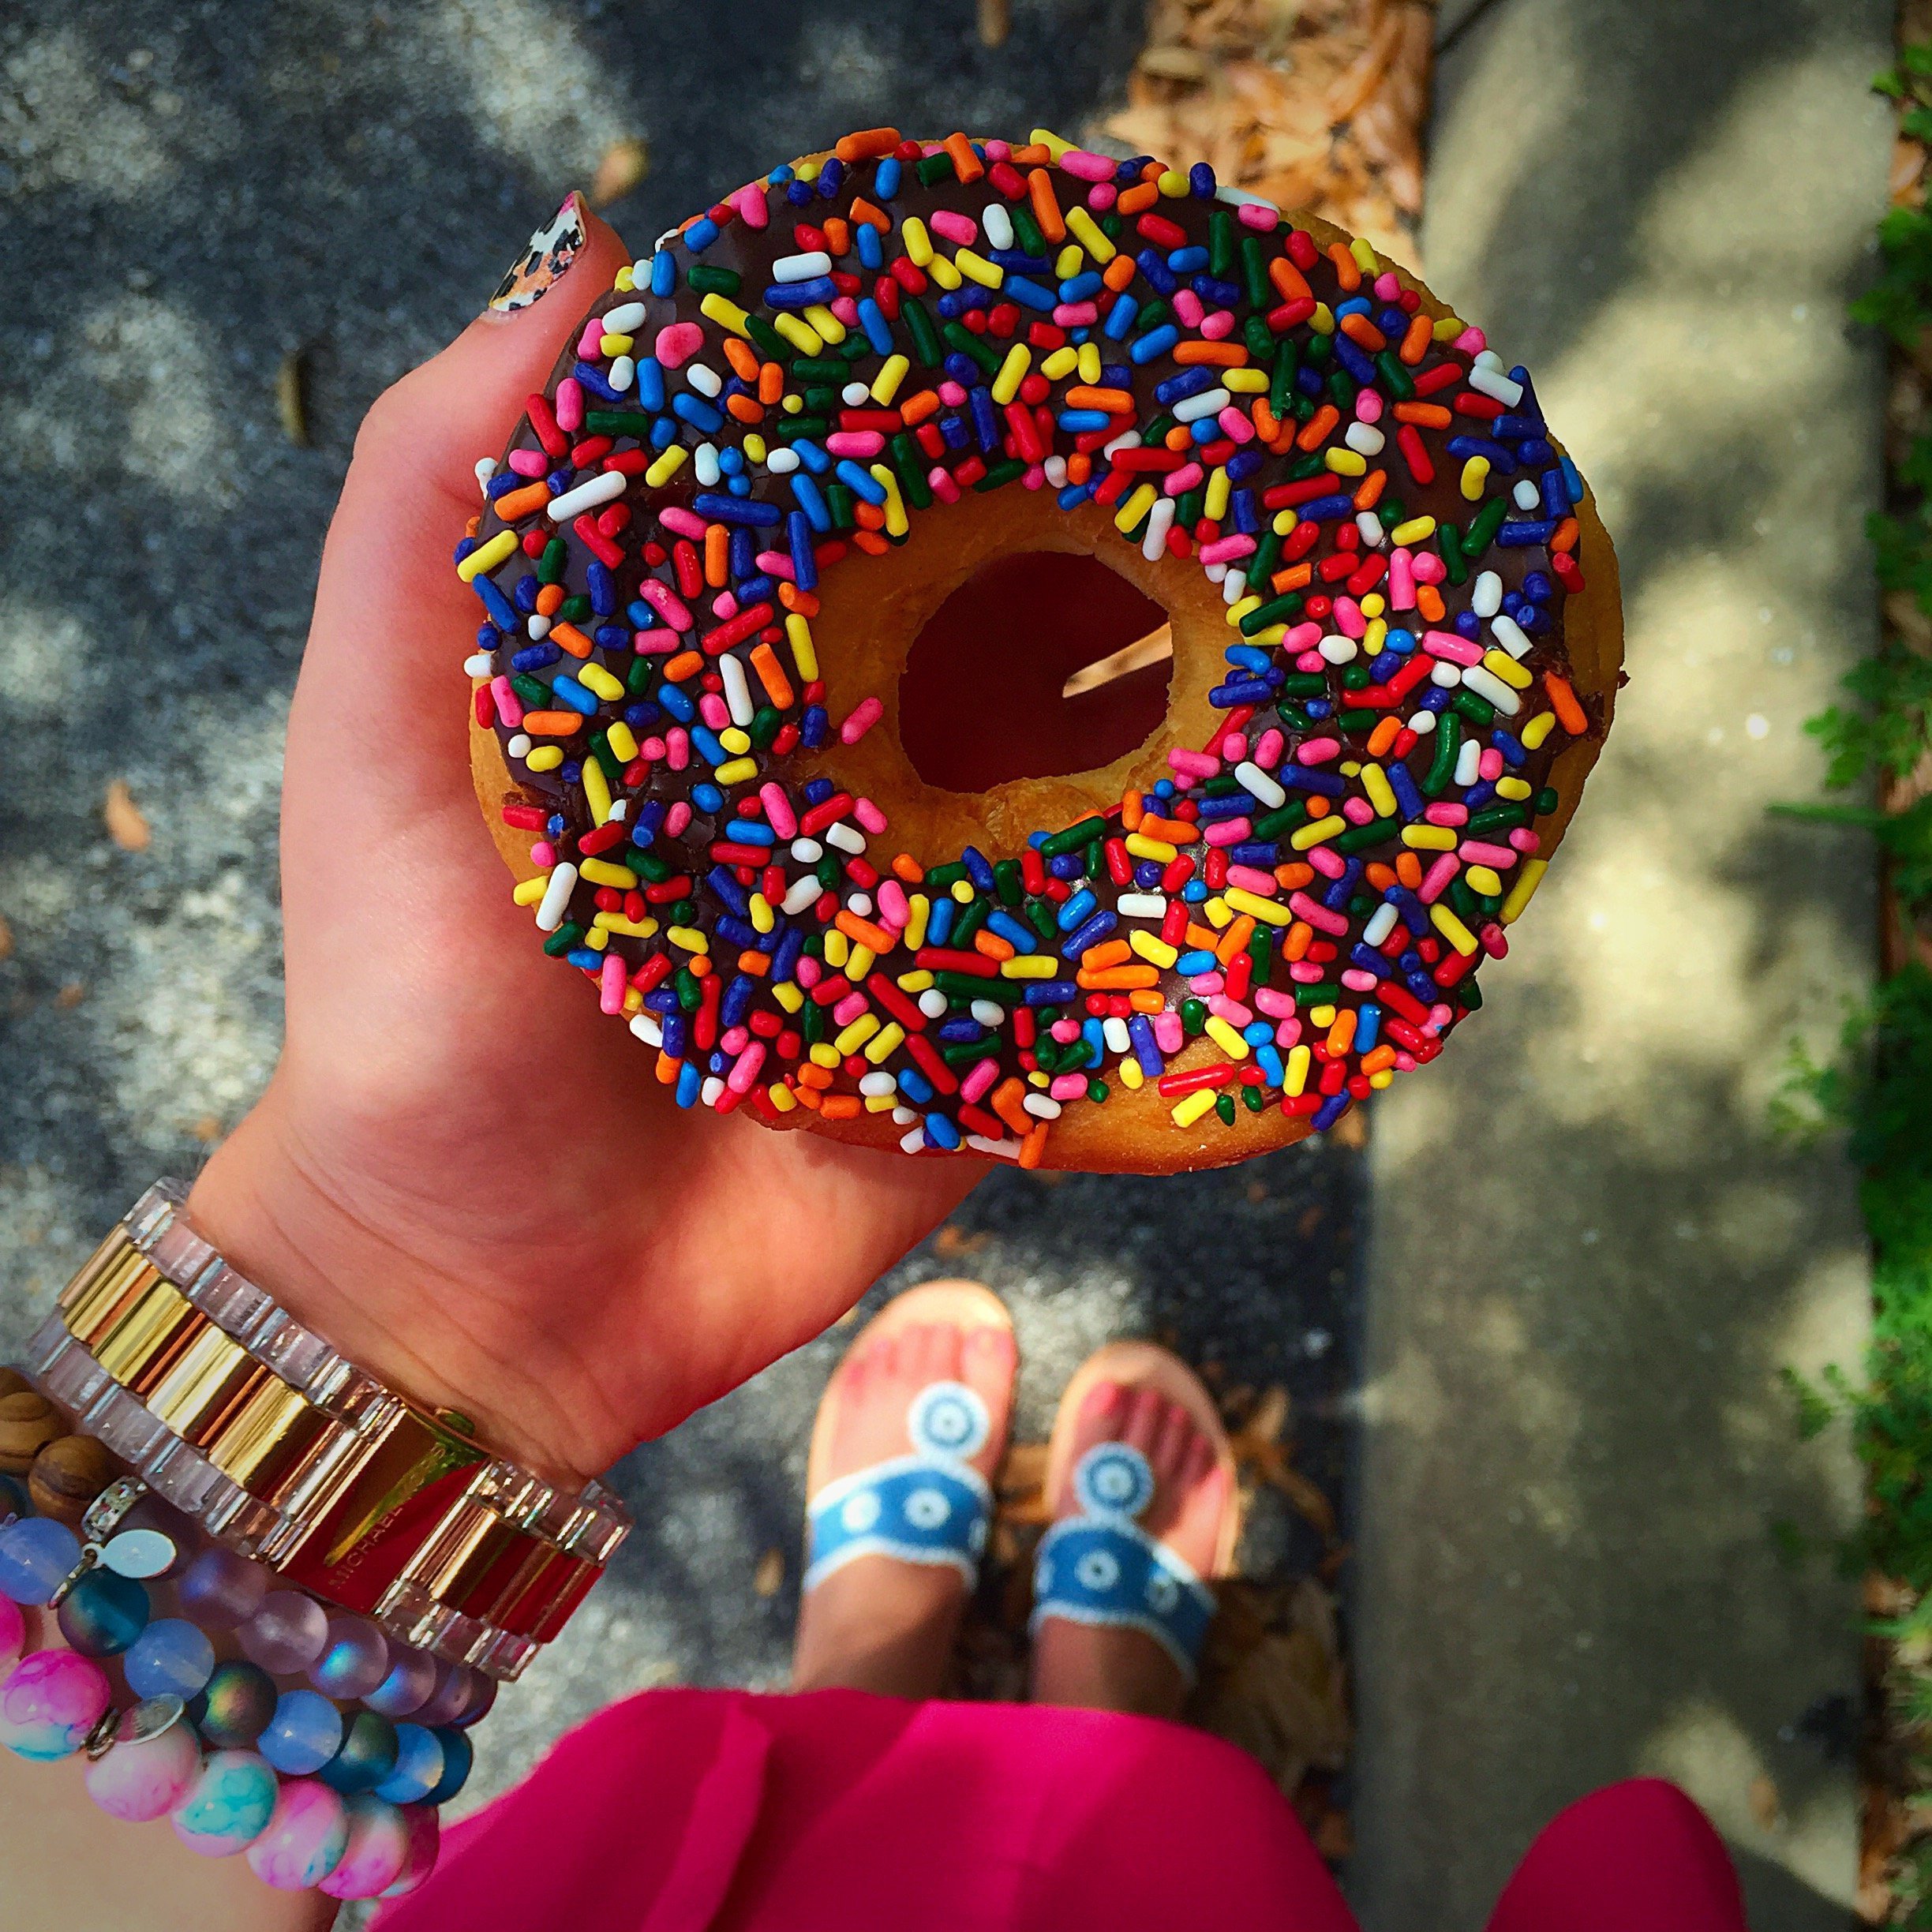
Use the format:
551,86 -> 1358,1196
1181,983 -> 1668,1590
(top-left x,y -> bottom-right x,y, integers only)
0,0 -> 1359,1829
1350,2 -> 1890,1927
0,2 -> 1895,1919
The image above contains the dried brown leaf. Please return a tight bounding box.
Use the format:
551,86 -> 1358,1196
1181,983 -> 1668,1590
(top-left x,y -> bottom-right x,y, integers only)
276,348 -> 309,446
1096,0 -> 1433,260
591,137 -> 650,208
103,779 -> 151,852
54,982 -> 86,1010
190,1115 -> 224,1145
994,1436 -> 1053,1526
1893,137 -> 1926,209
753,1547 -> 785,1597
1140,43 -> 1211,81
1191,1578 -> 1350,1795
1327,6 -> 1404,122
996,1440 -> 1050,1496
1312,1806 -> 1354,1861
0,914 -> 11,964
1749,1773 -> 1783,1831
933,1223 -> 990,1259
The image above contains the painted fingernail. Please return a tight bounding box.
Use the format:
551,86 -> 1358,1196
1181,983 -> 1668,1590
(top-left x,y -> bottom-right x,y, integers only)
489,192 -> 588,313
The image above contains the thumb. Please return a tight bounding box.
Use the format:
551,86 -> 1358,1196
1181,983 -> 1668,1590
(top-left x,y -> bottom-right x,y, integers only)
352,191 -> 634,516
292,193 -> 632,812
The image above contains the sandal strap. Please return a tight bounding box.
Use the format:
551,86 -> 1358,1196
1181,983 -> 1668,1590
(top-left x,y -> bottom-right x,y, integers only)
805,1453 -> 991,1592
1028,1441 -> 1219,1681
804,1381 -> 997,1593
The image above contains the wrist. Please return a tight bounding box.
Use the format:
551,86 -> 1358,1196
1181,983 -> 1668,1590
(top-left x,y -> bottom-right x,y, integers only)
185,1085 -> 616,1486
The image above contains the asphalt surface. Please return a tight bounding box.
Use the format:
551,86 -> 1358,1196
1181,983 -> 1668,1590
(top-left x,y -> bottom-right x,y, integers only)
0,0 -> 1362,1815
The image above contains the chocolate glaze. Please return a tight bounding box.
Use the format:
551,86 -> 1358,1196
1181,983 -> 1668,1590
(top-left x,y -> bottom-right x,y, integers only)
467,135 -> 1600,1151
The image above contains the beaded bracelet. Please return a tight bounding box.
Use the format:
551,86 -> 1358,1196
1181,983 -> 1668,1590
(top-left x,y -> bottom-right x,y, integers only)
0,1180 -> 639,1900
19,1181 -> 631,1681
0,1395 -> 462,1896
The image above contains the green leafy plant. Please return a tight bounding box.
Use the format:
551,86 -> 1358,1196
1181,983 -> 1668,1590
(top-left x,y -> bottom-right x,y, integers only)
1777,45 -> 1932,1923
1800,646 -> 1932,790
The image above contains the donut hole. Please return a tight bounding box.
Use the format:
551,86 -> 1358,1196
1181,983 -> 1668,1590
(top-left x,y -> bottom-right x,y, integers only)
897,551 -> 1174,792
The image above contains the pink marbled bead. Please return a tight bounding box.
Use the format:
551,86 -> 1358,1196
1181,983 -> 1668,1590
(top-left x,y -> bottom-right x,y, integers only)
246,1777 -> 350,1891
85,1717 -> 202,1822
0,1649 -> 110,1762
172,1748 -> 278,1856
380,1806 -> 442,1899
320,1794 -> 414,1901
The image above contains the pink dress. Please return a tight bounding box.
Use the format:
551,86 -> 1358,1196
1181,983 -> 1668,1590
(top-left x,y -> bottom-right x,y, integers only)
373,1687 -> 1747,1931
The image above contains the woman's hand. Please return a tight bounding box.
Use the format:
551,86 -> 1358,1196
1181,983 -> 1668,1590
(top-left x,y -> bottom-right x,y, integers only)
189,197 -> 983,1483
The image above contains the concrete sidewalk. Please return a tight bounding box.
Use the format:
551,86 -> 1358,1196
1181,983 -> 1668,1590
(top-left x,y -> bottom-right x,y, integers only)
1350,2 -> 1891,1926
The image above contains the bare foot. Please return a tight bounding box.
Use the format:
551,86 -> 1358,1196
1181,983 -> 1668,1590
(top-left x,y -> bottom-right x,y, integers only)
1028,1377 -> 1234,1720
792,1311 -> 1016,1699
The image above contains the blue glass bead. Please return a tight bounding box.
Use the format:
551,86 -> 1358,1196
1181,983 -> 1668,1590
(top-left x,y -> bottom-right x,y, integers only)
175,1546 -> 268,1630
309,1615 -> 389,1702
239,1589 -> 328,1675
260,1688 -> 344,1775
424,1727 -> 474,1806
320,1710 -> 399,1795
0,1517 -> 79,1604
363,1647 -> 438,1720
194,1659 -> 278,1749
451,1675 -> 497,1728
125,1616 -> 215,1700
417,1669 -> 484,1732
374,1724 -> 444,1805
56,1568 -> 148,1657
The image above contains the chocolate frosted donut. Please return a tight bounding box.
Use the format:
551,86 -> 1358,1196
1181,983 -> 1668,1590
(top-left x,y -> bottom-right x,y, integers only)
460,128 -> 1622,1174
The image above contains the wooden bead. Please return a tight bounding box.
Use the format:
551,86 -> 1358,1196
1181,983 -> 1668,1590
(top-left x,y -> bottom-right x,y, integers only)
29,1435 -> 116,1527
0,1389 -> 62,1475
0,1368 -> 33,1404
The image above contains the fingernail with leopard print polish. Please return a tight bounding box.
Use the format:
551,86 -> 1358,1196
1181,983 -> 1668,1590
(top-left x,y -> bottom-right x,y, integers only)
489,191 -> 588,313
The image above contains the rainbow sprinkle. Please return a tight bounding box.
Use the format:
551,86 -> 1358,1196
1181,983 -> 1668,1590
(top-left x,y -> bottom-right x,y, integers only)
457,128 -> 1602,1165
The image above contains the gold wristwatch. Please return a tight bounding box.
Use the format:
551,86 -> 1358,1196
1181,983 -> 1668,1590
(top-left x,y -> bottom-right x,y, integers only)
21,1181 -> 631,1681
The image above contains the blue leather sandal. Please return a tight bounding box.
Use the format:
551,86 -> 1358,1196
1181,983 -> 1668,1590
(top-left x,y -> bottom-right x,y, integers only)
1030,1342 -> 1240,1684
803,1282 -> 1013,1595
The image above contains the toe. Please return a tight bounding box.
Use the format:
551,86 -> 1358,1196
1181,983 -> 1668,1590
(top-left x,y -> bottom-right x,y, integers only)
1080,1378 -> 1124,1428
962,1329 -> 1020,1406
926,1320 -> 965,1386
1121,1386 -> 1166,1456
963,1320 -> 1016,1384
910,1322 -> 948,1386
960,1323 -> 1017,1458
1140,1402 -> 1200,1541
1152,1398 -> 1195,1481
1166,1449 -> 1232,1578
